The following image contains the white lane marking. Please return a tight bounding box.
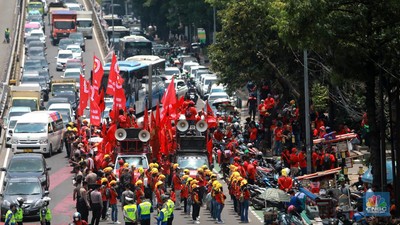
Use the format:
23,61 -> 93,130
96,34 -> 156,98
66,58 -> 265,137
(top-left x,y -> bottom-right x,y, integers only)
0,148 -> 11,190
212,168 -> 263,224
81,0 -> 105,61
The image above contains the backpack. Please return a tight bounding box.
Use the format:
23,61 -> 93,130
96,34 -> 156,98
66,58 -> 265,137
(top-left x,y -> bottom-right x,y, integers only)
323,154 -> 332,170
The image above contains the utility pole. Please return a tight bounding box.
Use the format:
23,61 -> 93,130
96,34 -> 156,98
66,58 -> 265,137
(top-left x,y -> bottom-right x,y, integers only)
111,0 -> 114,51
304,50 -> 312,174
213,6 -> 216,44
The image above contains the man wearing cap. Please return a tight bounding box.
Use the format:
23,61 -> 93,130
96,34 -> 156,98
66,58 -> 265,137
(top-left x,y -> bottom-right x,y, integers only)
5,203 -> 17,225
121,184 -> 134,209
138,196 -> 153,225
247,160 -> 257,185
127,108 -> 138,128
123,197 -> 137,225
171,164 -> 182,210
135,180 -> 145,205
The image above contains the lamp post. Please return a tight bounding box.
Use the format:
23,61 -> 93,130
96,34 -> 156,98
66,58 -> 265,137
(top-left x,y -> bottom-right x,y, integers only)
111,0 -> 114,50
304,49 -> 312,174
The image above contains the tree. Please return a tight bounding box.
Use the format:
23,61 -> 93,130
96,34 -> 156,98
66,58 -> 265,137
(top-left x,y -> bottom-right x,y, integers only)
269,0 -> 400,188
207,0 -> 301,101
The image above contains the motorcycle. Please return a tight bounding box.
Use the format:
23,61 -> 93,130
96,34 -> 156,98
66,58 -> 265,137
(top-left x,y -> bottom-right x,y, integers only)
277,211 -> 304,225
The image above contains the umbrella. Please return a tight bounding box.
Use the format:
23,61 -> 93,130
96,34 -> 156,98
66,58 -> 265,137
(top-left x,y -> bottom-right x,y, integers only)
260,188 -> 290,203
361,160 -> 393,183
212,98 -> 232,106
88,137 -> 103,143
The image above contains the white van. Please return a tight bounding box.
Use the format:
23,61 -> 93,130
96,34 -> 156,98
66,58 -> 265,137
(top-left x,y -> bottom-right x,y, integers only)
10,111 -> 64,157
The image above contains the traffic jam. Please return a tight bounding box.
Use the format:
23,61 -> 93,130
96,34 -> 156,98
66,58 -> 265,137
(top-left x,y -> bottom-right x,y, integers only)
0,0 -> 387,225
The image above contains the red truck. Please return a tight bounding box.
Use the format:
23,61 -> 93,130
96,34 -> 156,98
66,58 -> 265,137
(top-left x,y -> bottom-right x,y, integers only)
51,10 -> 77,45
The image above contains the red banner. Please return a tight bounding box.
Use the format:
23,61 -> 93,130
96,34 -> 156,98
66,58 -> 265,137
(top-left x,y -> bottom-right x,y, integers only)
113,74 -> 126,111
106,53 -> 119,96
90,100 -> 101,126
78,75 -> 90,116
161,77 -> 177,107
92,55 -> 104,92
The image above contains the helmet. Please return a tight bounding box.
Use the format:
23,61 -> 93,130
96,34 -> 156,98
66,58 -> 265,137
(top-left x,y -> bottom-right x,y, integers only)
181,175 -> 189,180
104,154 -> 110,159
201,165 -> 208,170
192,184 -> 199,189
73,212 -> 81,221
197,168 -> 203,173
101,178 -> 108,184
210,174 -> 217,179
110,180 -> 117,186
103,167 -> 113,173
135,180 -> 143,186
138,167 -> 144,174
123,163 -> 129,168
43,197 -> 51,203
156,181 -> 163,187
125,196 -> 134,202
173,163 -> 179,169
16,197 -> 24,204
183,169 -> 190,174
158,174 -> 166,180
151,168 -> 159,174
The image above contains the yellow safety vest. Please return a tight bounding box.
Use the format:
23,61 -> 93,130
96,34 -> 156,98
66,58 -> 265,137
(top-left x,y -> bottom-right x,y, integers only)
139,201 -> 152,215
40,207 -> 52,221
166,199 -> 175,217
14,208 -> 23,222
5,210 -> 16,224
159,207 -> 168,222
123,204 -> 137,222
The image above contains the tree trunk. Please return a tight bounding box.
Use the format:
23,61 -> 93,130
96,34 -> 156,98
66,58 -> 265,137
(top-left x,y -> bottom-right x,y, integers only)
365,73 -> 382,189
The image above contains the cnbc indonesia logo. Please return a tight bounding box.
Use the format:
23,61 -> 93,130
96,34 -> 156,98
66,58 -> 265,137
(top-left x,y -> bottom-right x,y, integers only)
366,195 -> 388,214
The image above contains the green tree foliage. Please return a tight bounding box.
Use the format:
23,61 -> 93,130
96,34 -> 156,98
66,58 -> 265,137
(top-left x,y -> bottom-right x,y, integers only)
207,0 -> 301,98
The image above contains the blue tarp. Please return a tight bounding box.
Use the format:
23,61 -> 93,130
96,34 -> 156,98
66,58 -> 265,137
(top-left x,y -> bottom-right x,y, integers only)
361,160 -> 393,184
299,187 -> 318,201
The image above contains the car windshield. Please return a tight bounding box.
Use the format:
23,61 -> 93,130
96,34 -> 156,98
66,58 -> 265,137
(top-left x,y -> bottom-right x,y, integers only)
209,95 -> 229,103
12,99 -> 37,111
8,120 -> 18,129
77,20 -> 92,27
9,111 -> 29,118
115,156 -> 148,170
30,33 -> 43,38
21,76 -> 42,83
69,33 -> 83,40
64,71 -> 80,78
66,63 -> 81,69
55,21 -> 75,29
24,60 -> 41,69
68,47 -> 81,53
9,158 -> 44,172
59,53 -> 73,59
165,70 -> 180,75
211,88 -> 225,93
50,108 -> 70,116
28,49 -> 44,56
177,156 -> 208,170
59,39 -> 75,49
5,181 -> 41,195
14,122 -> 47,133
205,79 -> 216,86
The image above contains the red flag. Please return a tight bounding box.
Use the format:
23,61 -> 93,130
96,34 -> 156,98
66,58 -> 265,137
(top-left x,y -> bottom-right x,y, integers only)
207,138 -> 213,163
106,124 -> 117,142
143,106 -> 149,130
161,77 -> 177,106
106,53 -> 119,95
92,55 -> 104,92
113,74 -> 126,110
90,100 -> 101,126
206,100 -> 214,117
78,75 -> 90,116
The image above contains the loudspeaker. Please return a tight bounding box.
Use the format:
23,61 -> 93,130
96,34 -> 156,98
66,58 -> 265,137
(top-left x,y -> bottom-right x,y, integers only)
138,130 -> 150,142
195,120 -> 208,132
115,128 -> 127,141
177,120 -> 189,132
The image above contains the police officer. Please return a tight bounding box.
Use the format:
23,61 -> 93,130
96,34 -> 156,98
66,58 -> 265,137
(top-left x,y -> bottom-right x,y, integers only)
165,195 -> 175,225
15,197 -> 24,225
123,197 -> 137,225
155,195 -> 169,225
137,196 -> 153,225
40,197 -> 52,225
5,203 -> 17,225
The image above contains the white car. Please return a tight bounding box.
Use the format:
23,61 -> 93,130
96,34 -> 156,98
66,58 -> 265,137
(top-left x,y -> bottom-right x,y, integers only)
66,44 -> 83,61
65,3 -> 83,11
62,68 -> 81,84
190,65 -> 207,79
164,79 -> 188,98
24,22 -> 42,39
5,116 -> 22,148
55,50 -> 74,71
3,106 -> 32,128
207,92 -> 230,113
48,103 -> 74,126
182,61 -> 199,77
200,74 -> 217,97
164,67 -> 181,80
29,29 -> 46,44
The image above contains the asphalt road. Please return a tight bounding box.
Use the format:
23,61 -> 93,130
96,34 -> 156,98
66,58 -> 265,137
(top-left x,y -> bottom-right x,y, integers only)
0,1 -> 264,224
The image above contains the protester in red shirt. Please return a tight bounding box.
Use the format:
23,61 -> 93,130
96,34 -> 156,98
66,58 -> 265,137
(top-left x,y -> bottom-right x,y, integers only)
312,149 -> 320,172
172,167 -> 183,210
319,126 -> 327,138
109,180 -> 119,223
213,128 -> 224,142
117,109 -> 129,128
298,148 -> 307,175
249,124 -> 258,142
247,160 -> 257,185
265,94 -> 275,110
278,169 -> 293,192
274,124 -> 283,155
281,148 -> 291,168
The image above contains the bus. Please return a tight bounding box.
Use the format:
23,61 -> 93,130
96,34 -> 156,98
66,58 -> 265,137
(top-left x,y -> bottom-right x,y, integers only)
102,14 -> 123,27
101,56 -> 165,116
119,35 -> 152,60
126,55 -> 166,110
106,26 -> 130,53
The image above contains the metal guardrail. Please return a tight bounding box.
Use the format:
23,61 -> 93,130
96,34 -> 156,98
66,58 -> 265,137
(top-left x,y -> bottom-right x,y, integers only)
0,0 -> 25,119
83,0 -> 109,60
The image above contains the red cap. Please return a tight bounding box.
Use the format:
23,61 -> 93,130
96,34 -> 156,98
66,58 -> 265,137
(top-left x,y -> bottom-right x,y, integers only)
234,156 -> 240,162
118,159 -> 124,165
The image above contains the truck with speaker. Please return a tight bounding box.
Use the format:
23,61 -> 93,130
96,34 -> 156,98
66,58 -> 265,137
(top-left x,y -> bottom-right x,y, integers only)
175,118 -> 213,177
113,128 -> 151,179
